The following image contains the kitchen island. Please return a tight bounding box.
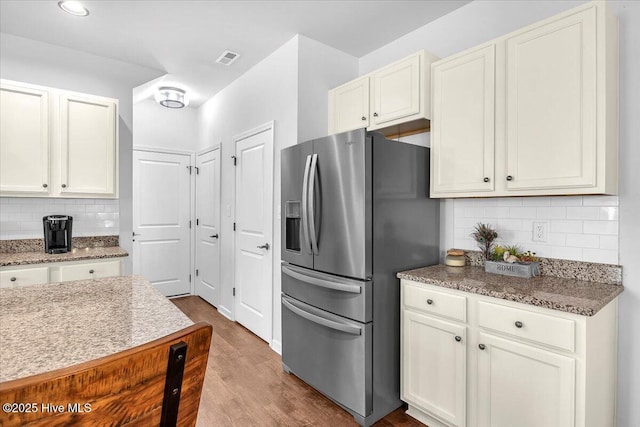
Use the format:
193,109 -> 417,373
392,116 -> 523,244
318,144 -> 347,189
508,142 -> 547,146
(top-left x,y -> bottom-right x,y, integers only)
0,275 -> 193,382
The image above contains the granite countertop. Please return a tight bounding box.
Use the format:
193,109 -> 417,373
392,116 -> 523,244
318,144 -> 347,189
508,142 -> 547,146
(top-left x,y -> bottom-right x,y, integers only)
0,275 -> 193,382
0,246 -> 129,267
398,265 -> 624,316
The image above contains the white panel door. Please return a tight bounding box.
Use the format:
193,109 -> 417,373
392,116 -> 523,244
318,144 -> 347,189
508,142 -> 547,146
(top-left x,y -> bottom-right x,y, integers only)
477,333 -> 575,427
431,45 -> 495,195
505,7 -> 596,191
234,123 -> 273,342
133,150 -> 191,297
371,53 -> 420,126
402,310 -> 467,427
328,76 -> 369,134
196,147 -> 221,307
0,82 -> 50,195
60,94 -> 117,197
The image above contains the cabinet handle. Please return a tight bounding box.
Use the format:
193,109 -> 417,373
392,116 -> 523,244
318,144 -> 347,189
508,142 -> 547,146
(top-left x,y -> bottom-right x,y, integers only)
479,344 -> 486,350
42,183 -> 48,188
373,112 -> 379,117
61,184 -> 67,188
361,116 -> 366,121
10,277 -> 16,282
454,336 -> 462,342
426,299 -> 433,305
506,175 -> 513,181
515,321 -> 523,328
89,269 -> 95,274
483,177 -> 490,183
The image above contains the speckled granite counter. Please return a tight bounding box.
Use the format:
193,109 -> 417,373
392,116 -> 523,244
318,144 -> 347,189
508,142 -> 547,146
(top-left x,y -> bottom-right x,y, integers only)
397,265 -> 623,316
0,246 -> 128,267
0,275 -> 193,382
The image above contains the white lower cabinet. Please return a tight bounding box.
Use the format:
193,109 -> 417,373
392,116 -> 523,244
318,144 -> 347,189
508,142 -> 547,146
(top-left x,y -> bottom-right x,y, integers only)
401,279 -> 618,427
0,258 -> 123,287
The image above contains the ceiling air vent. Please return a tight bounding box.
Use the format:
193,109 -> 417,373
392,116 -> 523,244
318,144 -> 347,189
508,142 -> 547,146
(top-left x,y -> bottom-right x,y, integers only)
216,50 -> 240,66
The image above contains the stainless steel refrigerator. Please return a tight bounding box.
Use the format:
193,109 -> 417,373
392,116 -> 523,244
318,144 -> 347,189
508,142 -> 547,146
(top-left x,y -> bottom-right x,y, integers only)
281,128 -> 439,426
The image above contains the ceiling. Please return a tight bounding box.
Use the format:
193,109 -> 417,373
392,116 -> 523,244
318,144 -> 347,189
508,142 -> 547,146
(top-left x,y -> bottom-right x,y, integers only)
0,0 -> 470,107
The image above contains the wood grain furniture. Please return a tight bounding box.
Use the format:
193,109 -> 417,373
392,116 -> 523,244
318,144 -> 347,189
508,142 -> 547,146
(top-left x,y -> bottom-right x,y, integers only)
0,322 -> 212,427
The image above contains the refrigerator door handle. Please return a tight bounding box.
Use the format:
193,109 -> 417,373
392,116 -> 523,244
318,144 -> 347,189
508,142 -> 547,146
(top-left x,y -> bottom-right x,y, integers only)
282,297 -> 362,335
282,265 -> 362,294
308,153 -> 319,255
301,154 -> 313,254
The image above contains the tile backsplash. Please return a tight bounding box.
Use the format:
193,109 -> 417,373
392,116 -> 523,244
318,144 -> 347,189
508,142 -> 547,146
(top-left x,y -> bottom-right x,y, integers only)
453,195 -> 619,265
0,198 -> 119,240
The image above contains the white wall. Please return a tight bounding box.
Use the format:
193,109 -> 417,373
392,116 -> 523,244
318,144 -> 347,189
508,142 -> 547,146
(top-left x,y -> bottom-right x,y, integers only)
133,99 -> 199,151
359,1 -> 640,424
0,33 -> 163,272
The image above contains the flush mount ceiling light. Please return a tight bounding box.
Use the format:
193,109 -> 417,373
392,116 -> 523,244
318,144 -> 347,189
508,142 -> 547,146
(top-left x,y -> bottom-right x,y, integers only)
154,87 -> 189,109
58,1 -> 90,16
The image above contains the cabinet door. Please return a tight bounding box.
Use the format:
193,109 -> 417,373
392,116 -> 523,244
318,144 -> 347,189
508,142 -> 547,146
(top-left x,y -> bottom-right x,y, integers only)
505,7 -> 596,191
0,267 -> 49,288
371,53 -> 421,127
431,45 -> 495,195
328,76 -> 369,134
476,333 -> 575,427
402,310 -> 466,427
0,82 -> 50,195
60,94 -> 117,197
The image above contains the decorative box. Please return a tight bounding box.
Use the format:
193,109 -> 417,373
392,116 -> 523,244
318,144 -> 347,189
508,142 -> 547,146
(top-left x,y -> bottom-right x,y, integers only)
485,261 -> 540,278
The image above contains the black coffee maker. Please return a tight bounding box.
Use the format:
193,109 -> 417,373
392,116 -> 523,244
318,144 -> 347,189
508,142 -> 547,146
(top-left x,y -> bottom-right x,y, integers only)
43,215 -> 73,254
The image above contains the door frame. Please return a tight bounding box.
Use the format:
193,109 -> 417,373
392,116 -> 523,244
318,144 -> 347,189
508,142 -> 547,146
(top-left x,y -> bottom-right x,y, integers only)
132,146 -> 196,296
195,144 -> 222,306
232,120 -> 275,343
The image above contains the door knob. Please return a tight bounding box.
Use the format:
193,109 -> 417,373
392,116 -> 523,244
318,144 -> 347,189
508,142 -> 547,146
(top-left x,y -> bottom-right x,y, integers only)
132,232 -> 141,236
257,243 -> 270,250
210,234 -> 219,239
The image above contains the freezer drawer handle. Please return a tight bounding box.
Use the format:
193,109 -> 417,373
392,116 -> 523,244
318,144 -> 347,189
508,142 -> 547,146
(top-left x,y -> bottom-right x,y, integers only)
282,265 -> 361,294
282,298 -> 362,336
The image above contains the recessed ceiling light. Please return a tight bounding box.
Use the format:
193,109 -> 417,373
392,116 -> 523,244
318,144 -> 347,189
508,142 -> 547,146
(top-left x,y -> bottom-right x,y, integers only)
58,1 -> 90,16
155,87 -> 189,109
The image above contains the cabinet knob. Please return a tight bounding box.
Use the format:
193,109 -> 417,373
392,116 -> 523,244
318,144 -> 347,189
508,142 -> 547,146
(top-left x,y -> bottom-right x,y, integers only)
506,175 -> 513,181
426,299 -> 433,305
89,269 -> 95,274
479,344 -> 486,350
10,277 -> 16,282
62,184 -> 67,188
454,336 -> 462,342
373,112 -> 378,117
515,321 -> 523,328
361,116 -> 366,121
483,177 -> 490,183
42,183 -> 48,188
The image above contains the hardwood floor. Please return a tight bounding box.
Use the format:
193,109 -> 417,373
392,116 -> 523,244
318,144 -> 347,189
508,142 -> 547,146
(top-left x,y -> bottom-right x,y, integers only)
171,296 -> 424,427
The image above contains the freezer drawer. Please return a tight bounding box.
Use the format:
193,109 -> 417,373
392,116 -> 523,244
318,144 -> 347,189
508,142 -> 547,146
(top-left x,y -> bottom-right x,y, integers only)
282,294 -> 372,418
282,264 -> 372,323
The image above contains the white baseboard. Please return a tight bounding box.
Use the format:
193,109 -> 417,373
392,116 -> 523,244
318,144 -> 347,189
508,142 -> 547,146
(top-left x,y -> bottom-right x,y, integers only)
218,305 -> 233,320
270,339 -> 282,355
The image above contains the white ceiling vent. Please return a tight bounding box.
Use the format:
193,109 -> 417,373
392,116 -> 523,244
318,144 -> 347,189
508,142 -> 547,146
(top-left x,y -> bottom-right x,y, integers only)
216,50 -> 240,66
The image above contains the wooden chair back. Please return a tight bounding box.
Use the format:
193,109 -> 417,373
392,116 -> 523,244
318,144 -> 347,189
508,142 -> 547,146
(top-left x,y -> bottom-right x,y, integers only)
0,322 -> 212,426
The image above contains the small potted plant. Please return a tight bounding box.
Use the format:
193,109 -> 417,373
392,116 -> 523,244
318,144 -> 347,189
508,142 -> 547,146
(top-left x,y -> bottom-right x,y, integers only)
486,245 -> 541,278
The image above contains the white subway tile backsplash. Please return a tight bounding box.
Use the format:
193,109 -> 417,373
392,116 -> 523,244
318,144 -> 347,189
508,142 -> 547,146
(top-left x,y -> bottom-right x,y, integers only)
453,196 -> 619,264
0,198 -> 119,240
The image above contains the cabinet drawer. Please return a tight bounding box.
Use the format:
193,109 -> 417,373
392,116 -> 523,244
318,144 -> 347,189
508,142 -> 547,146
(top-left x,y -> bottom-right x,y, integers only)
403,282 -> 466,322
58,260 -> 121,282
478,301 -> 575,352
0,267 -> 49,287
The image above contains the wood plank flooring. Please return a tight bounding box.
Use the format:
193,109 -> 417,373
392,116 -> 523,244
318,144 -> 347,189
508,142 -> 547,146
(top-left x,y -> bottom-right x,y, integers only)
171,296 -> 425,427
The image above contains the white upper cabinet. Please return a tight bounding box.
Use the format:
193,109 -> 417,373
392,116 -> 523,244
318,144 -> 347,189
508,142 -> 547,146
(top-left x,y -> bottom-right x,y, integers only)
328,76 -> 369,134
430,1 -> 618,198
431,45 -> 495,196
0,80 -> 119,199
328,50 -> 439,136
0,83 -> 50,195
60,94 -> 117,197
